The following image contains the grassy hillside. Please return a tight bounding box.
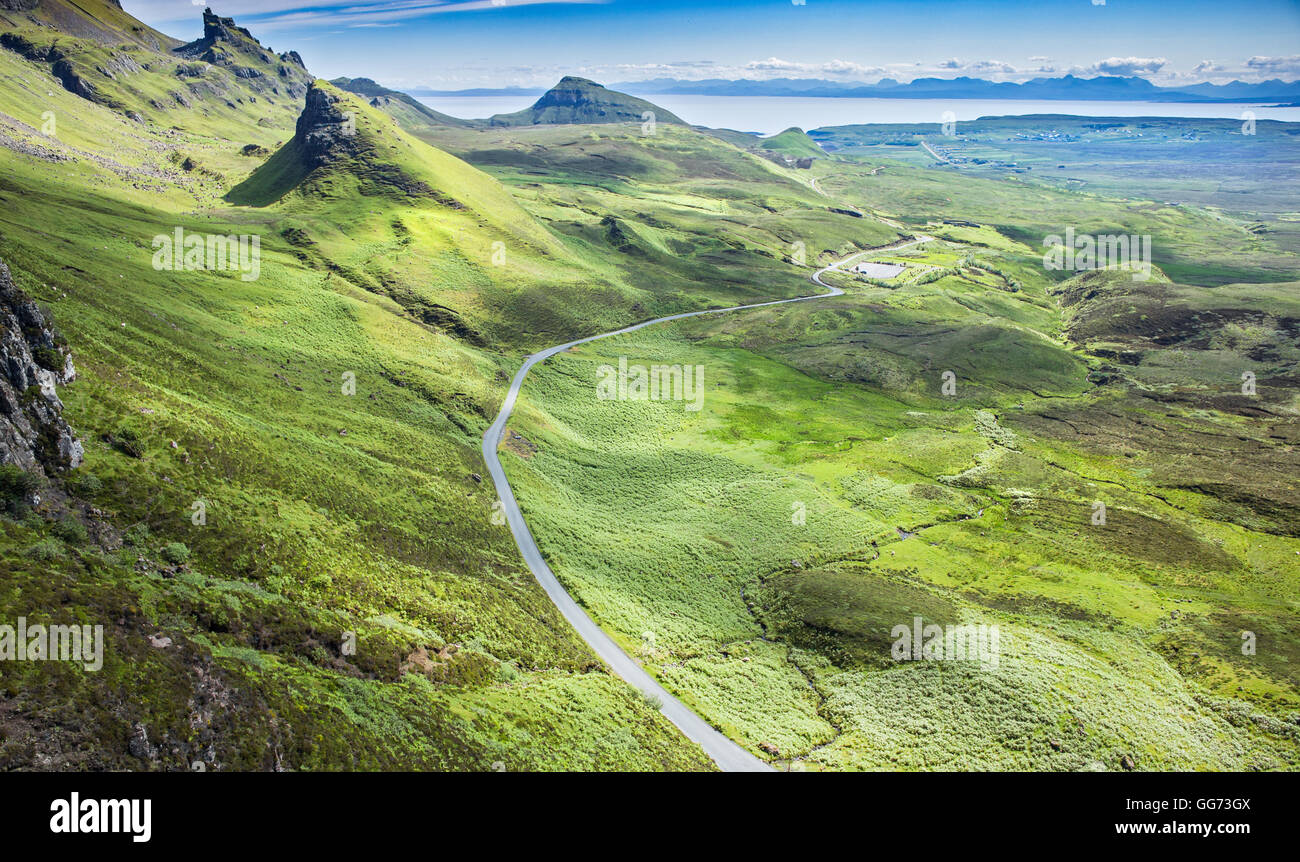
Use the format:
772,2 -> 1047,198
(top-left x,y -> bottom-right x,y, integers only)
0,5 -> 908,773
0,7 -> 724,771
761,127 -> 825,160
400,120 -> 896,320
0,2 -> 311,141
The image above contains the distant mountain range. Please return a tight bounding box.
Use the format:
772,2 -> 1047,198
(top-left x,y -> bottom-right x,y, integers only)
430,75 -> 1300,103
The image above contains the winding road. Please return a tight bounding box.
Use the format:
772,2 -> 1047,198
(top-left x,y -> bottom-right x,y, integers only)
480,236 -> 930,772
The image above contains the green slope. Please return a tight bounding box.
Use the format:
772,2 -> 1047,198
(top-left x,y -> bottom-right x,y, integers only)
760,127 -> 825,160
0,6 -> 717,771
398,119 -> 898,329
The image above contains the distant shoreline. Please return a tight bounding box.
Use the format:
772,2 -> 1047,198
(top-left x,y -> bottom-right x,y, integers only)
416,94 -> 1300,136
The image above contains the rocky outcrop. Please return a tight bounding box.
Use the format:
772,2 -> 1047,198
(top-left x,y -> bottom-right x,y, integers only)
51,58 -> 100,101
292,84 -> 448,200
176,8 -> 272,63
97,51 -> 143,79
174,8 -> 310,98
0,259 -> 83,475
199,8 -> 258,46
295,83 -> 362,169
0,32 -> 57,61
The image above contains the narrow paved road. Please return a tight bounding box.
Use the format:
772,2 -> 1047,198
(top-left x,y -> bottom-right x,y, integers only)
920,139 -> 952,164
481,237 -> 929,772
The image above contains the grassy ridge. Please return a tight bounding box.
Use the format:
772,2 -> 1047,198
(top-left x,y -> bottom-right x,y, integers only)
760,127 -> 825,160
0,155 -> 713,769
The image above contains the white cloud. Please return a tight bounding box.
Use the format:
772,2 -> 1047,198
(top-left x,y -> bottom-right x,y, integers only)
741,57 -> 885,78
920,57 -> 1017,76
1245,55 -> 1300,77
1090,56 -> 1168,76
964,59 -> 1016,74
133,0 -> 611,33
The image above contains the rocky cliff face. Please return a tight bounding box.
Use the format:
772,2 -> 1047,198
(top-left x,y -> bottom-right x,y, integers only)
295,83 -> 362,169
174,8 -> 311,99
199,7 -> 258,44
0,259 -> 82,476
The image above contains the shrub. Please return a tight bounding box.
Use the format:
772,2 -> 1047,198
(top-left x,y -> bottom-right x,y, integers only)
27,538 -> 64,561
108,426 -> 144,458
0,465 -> 40,514
497,661 -> 521,683
159,541 -> 190,565
67,471 -> 103,498
51,516 -> 88,545
123,522 -> 150,546
32,346 -> 63,372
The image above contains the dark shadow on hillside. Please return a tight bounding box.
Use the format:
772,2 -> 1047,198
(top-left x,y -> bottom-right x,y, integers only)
225,139 -> 310,207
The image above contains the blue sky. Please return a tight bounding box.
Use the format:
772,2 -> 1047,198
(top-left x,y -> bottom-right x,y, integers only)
123,0 -> 1300,90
